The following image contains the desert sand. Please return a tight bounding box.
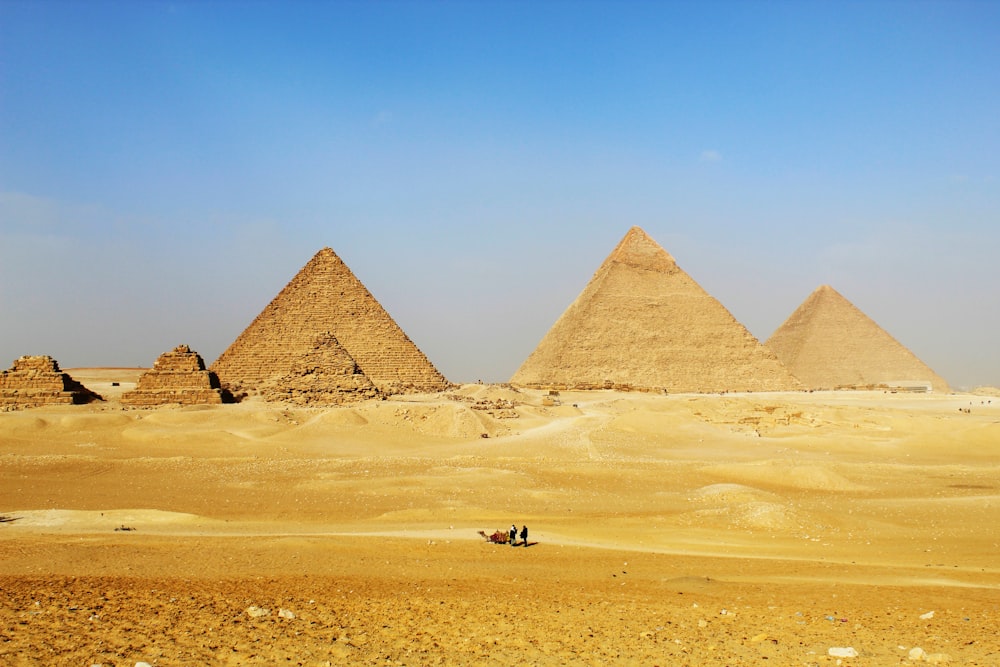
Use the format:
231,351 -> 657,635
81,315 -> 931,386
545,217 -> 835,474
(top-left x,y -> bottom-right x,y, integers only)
1,370 -> 998,666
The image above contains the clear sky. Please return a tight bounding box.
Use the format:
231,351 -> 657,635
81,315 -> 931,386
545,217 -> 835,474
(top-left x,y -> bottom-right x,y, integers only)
2,1 -> 998,389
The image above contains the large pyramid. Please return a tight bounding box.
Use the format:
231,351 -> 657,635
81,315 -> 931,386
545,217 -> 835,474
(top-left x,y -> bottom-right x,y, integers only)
511,227 -> 802,393
211,247 -> 449,397
765,285 -> 949,392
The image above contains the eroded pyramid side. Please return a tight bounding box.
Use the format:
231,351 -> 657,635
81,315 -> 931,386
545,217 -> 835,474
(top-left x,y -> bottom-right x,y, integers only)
765,285 -> 949,392
211,248 -> 448,397
511,227 -> 801,393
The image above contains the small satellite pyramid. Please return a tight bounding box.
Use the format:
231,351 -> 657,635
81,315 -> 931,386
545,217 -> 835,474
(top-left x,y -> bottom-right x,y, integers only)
511,227 -> 801,393
211,247 -> 449,398
765,285 -> 949,392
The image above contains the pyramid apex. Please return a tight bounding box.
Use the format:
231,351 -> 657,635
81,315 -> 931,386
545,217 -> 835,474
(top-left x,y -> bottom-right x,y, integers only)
605,226 -> 678,272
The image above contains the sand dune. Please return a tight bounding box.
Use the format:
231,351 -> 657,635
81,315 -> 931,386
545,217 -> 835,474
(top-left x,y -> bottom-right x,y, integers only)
2,374 -> 999,665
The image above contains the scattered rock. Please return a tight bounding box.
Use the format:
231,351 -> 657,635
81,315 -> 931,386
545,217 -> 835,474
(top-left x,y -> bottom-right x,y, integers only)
246,605 -> 271,618
909,647 -> 927,661
919,610 -> 935,620
828,647 -> 858,658
278,608 -> 295,619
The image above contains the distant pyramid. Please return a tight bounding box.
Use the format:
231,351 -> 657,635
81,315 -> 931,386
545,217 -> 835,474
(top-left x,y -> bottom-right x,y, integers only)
765,285 -> 949,392
511,227 -> 801,393
211,248 -> 449,397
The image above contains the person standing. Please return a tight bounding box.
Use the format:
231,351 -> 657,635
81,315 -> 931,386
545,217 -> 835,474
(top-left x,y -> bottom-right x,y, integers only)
509,524 -> 517,546
520,525 -> 528,547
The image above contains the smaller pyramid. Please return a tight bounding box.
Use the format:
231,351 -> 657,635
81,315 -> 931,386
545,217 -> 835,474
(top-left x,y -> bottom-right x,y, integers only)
0,355 -> 102,410
121,345 -> 229,406
765,285 -> 949,392
511,227 -> 801,393
260,332 -> 380,405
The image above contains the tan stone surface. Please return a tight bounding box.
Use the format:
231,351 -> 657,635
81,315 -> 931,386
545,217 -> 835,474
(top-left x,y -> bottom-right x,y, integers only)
0,355 -> 101,410
120,345 -> 227,407
211,247 -> 448,398
512,227 -> 801,393
766,285 -> 951,392
1,375 -> 997,665
260,332 -> 380,405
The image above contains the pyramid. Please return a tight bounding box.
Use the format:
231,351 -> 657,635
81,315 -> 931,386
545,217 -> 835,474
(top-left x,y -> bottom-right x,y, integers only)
765,285 -> 949,392
260,332 -> 380,405
511,227 -> 802,393
211,247 -> 449,397
0,355 -> 102,410
121,345 -> 228,406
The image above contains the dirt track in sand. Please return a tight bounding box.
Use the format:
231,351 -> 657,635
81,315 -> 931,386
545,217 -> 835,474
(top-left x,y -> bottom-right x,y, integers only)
1,373 -> 999,665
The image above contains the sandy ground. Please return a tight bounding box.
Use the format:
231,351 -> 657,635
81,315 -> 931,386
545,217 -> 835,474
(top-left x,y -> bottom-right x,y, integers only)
1,370 -> 999,666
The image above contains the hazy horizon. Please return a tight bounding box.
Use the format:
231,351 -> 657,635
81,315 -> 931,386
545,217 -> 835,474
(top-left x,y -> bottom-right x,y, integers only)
2,2 -> 998,389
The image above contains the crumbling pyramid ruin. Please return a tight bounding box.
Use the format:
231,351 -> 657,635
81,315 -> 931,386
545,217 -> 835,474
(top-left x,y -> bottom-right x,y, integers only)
765,285 -> 950,392
211,247 -> 449,399
260,332 -> 380,405
120,345 -> 228,406
511,227 -> 802,393
0,355 -> 101,410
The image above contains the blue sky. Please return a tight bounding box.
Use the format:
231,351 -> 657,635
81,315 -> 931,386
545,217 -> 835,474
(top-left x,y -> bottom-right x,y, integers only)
1,1 -> 998,388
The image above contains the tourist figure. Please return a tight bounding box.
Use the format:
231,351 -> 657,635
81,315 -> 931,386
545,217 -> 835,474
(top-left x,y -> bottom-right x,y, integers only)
520,525 -> 528,547
509,524 -> 517,546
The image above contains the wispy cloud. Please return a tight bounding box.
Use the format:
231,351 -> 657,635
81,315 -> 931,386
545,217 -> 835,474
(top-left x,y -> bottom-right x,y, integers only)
699,149 -> 722,163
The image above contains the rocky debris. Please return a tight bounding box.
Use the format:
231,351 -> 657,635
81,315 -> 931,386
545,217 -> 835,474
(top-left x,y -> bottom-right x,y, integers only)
245,605 -> 270,618
0,355 -> 102,410
828,646 -> 858,658
260,333 -> 380,405
120,345 -> 228,407
469,398 -> 519,419
448,392 -> 519,419
211,247 -> 449,398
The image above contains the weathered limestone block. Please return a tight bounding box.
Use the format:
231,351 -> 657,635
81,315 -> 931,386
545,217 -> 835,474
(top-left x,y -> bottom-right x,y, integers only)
0,356 -> 102,410
121,345 -> 228,407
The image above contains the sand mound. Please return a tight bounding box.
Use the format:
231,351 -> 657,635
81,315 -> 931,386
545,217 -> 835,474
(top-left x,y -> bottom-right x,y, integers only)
690,483 -> 780,504
701,461 -> 868,492
359,402 -> 503,439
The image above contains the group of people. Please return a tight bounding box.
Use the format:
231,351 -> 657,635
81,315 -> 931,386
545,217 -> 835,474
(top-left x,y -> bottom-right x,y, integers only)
509,523 -> 529,547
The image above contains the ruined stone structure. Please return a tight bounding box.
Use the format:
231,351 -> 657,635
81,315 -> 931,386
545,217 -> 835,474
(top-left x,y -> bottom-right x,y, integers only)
765,285 -> 950,392
120,345 -> 228,406
511,226 -> 802,393
260,333 -> 380,405
211,247 -> 449,399
0,355 -> 101,410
